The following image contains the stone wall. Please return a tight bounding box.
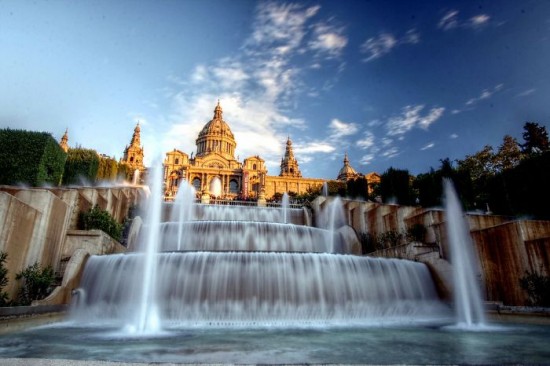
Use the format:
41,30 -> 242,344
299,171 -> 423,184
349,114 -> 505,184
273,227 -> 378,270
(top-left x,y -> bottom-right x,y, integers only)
312,196 -> 550,306
0,185 -> 145,300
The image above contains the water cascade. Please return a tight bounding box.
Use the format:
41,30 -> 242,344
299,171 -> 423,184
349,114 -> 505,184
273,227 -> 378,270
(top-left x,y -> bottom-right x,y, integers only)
171,183 -> 196,250
71,178 -> 452,329
444,179 -> 486,327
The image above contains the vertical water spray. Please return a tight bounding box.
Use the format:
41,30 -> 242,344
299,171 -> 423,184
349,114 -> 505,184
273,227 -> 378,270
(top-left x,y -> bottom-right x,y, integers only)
444,179 -> 486,327
322,182 -> 328,197
135,161 -> 163,334
210,176 -> 222,198
325,197 -> 346,252
282,192 -> 289,224
132,169 -> 140,185
173,183 -> 196,250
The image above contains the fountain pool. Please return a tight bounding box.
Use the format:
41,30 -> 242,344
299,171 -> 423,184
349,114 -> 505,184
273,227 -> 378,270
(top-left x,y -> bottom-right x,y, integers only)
1,322 -> 550,364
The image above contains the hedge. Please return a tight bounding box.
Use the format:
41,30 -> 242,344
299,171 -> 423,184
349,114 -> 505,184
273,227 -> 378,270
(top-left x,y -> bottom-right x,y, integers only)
0,128 -> 67,186
62,148 -> 100,185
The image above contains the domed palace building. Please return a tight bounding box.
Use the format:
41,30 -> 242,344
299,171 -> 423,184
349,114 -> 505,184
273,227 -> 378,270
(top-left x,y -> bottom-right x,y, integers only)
162,102 -> 376,200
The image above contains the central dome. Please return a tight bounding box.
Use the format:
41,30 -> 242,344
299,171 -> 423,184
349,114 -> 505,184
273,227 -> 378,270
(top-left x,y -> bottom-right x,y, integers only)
195,101 -> 237,159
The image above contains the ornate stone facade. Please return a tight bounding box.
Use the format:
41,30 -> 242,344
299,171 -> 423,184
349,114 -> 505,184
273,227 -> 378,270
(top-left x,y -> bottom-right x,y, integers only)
163,102 -> 327,200
59,129 -> 69,153
120,123 -> 145,174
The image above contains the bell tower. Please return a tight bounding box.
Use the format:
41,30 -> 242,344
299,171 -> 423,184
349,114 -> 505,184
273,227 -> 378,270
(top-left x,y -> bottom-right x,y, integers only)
279,137 -> 302,177
121,122 -> 145,172
59,128 -> 69,153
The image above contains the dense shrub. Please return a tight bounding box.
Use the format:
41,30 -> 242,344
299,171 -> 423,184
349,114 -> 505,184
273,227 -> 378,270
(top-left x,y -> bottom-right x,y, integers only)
519,270 -> 550,307
0,252 -> 10,306
407,223 -> 427,243
80,205 -> 123,241
380,168 -> 412,205
15,262 -> 55,306
0,128 -> 67,186
62,148 -> 100,185
97,156 -> 119,181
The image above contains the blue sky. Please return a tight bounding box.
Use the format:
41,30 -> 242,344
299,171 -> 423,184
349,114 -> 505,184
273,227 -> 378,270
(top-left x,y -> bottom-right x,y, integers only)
1,0 -> 549,179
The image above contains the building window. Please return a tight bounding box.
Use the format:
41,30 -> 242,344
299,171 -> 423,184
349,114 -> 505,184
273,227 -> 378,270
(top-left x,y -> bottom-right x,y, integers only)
192,178 -> 201,191
253,164 -> 257,170
229,179 -> 238,193
175,158 -> 179,165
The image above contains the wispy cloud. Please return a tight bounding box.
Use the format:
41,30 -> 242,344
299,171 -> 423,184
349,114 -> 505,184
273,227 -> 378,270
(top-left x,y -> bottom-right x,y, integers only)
450,133 -> 459,139
465,84 -> 504,106
439,10 -> 491,30
516,88 -> 536,97
386,105 -> 445,136
420,142 -> 435,150
360,28 -> 420,62
161,2 -> 350,173
356,131 -> 375,150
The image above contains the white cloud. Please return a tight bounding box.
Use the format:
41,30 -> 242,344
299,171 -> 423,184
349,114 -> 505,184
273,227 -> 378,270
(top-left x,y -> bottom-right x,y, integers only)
309,23 -> 348,58
381,146 -> 399,158
360,28 -> 419,62
360,154 -> 375,165
360,33 -> 397,62
450,133 -> 459,139
439,10 -> 491,30
438,10 -> 459,30
386,105 -> 445,136
329,118 -> 359,139
465,84 -> 504,106
516,88 -> 536,97
420,142 -> 435,150
160,2 -> 354,174
356,131 -> 375,150
470,14 -> 491,28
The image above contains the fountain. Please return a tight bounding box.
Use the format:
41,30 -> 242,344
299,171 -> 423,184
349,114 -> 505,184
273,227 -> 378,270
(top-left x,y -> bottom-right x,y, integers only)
282,192 -> 289,224
209,176 -> 222,198
444,179 -> 487,327
1,171 -> 550,364
132,169 -> 140,185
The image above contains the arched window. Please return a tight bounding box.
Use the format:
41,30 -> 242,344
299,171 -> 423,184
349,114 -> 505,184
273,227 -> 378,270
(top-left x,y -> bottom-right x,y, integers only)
192,178 -> 201,191
229,179 -> 238,193
175,158 -> 179,165
253,164 -> 257,170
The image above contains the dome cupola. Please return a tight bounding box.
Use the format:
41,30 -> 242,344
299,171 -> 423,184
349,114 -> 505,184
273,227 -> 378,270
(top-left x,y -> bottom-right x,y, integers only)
195,101 -> 237,159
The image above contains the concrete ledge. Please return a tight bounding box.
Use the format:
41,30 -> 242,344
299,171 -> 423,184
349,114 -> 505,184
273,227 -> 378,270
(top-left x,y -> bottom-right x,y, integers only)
0,304 -> 67,317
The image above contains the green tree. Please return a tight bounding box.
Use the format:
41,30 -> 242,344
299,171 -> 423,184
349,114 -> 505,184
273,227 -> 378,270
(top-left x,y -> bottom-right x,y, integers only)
521,122 -> 549,155
15,262 -> 55,306
0,252 -> 10,306
79,205 -> 123,241
457,145 -> 496,181
380,167 -> 411,205
494,135 -> 523,173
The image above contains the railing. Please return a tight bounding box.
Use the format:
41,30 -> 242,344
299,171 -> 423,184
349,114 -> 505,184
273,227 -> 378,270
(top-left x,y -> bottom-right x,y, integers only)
165,198 -> 305,208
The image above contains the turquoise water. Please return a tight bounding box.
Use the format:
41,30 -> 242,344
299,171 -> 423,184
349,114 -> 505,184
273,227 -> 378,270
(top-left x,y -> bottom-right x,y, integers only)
0,322 -> 549,364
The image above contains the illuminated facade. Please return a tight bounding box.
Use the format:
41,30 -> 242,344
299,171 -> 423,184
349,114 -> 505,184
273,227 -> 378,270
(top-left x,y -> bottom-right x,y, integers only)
162,102 -> 375,200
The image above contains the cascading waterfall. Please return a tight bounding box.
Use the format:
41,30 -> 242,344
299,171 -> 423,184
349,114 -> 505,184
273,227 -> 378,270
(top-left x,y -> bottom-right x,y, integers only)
71,179 -> 453,330
72,252 -> 449,327
444,179 -> 486,327
171,183 -> 196,250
